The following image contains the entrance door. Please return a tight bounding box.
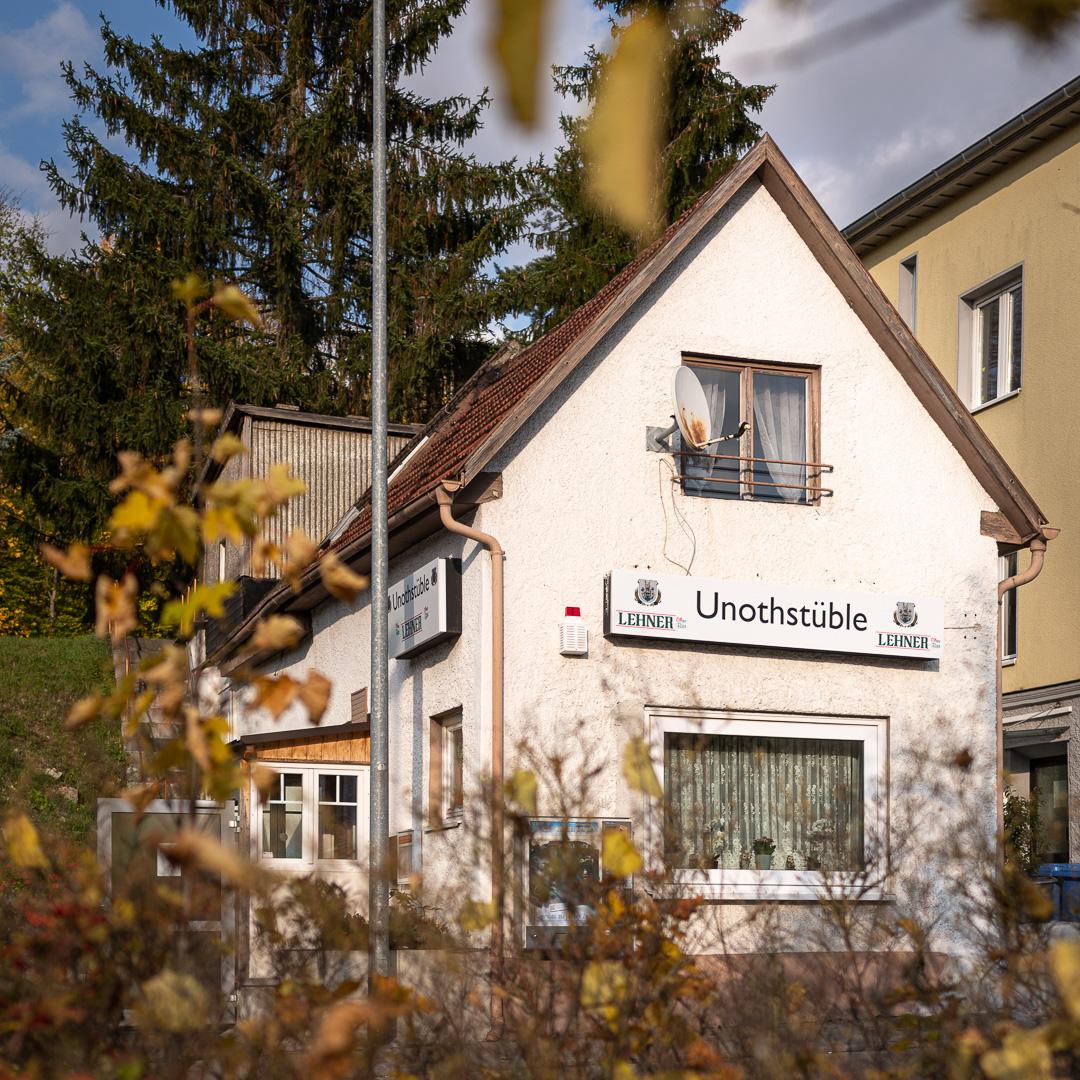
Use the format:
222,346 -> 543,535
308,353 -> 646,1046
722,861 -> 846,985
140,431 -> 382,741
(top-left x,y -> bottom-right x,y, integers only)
97,798 -> 236,1019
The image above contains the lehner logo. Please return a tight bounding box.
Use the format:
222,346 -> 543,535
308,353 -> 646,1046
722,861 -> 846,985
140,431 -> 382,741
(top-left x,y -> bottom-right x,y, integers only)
635,579 -> 661,606
893,602 -> 918,628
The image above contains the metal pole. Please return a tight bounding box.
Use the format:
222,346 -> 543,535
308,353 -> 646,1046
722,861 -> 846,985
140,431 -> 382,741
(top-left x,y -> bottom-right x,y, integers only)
368,0 -> 390,985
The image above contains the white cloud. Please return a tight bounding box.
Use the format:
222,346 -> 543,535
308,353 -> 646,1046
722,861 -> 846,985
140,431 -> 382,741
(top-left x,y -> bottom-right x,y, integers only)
405,0 -> 605,164
722,0 -> 1080,226
0,2 -> 98,123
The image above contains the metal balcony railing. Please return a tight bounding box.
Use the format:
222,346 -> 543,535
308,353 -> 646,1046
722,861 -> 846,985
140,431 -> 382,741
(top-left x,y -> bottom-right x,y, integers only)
674,450 -> 835,500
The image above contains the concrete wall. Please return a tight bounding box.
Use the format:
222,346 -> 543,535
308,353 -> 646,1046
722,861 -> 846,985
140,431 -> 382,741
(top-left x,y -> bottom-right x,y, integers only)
860,126 -> 1080,695
238,178 -> 1006,955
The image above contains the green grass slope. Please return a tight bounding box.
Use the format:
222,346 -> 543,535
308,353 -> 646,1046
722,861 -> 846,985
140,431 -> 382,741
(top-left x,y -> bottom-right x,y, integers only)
0,636 -> 124,842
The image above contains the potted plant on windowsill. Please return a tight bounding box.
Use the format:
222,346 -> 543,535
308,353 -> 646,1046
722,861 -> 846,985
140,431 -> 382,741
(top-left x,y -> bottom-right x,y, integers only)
752,836 -> 775,870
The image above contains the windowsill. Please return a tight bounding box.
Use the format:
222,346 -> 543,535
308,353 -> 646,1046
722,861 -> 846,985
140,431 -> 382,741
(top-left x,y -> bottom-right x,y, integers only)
425,818 -> 462,834
662,869 -> 886,902
1002,656 -> 1017,667
971,389 -> 1020,414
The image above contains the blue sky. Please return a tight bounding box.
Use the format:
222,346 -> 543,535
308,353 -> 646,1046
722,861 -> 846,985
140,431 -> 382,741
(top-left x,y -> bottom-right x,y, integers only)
2,0 -> 1080,256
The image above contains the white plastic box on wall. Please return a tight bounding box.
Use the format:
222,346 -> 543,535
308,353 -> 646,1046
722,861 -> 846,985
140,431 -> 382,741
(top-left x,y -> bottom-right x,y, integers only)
559,607 -> 588,656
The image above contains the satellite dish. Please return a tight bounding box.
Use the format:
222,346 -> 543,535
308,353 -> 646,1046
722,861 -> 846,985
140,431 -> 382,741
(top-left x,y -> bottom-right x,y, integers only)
672,366 -> 712,450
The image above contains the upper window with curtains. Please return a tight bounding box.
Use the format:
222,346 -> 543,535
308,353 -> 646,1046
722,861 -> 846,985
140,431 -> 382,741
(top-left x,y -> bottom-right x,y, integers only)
677,356 -> 825,505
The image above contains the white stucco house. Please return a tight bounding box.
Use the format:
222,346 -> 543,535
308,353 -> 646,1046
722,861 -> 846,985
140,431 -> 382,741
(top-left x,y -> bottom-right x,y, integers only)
203,137 -> 1053,983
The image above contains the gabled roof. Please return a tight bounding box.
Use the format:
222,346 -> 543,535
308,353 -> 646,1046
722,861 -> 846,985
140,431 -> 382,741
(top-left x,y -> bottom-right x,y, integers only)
844,75 -> 1080,256
207,135 -> 1048,666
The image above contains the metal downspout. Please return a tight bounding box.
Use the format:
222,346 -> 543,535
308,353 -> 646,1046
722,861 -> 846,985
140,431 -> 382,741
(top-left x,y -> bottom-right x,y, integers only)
996,531 -> 1055,851
436,481 -> 505,1027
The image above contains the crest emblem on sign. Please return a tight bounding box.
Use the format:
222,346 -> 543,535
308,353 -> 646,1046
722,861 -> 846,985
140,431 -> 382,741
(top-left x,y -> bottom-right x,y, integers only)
635,579 -> 661,606
431,564 -> 438,587
893,602 -> 918,628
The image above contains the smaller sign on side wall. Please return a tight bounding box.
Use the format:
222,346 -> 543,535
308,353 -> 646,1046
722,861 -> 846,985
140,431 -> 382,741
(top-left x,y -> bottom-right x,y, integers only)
388,557 -> 461,660
605,569 -> 944,660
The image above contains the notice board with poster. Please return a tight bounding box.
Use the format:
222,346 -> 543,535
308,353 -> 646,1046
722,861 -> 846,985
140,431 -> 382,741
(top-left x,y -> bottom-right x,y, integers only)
525,817 -> 632,949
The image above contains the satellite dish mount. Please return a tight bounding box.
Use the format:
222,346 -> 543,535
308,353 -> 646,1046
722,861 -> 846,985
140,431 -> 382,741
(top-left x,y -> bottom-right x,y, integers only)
647,366 -> 749,453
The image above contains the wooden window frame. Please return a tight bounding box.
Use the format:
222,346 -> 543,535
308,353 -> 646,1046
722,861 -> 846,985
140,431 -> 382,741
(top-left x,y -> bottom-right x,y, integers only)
429,709 -> 464,829
680,354 -> 822,505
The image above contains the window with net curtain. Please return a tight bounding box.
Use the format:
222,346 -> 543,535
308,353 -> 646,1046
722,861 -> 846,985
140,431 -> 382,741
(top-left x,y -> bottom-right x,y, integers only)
681,360 -> 813,503
664,732 -> 865,872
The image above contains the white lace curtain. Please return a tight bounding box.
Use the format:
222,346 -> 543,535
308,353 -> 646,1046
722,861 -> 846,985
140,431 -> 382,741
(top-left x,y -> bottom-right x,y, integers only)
752,372 -> 807,502
664,733 -> 864,870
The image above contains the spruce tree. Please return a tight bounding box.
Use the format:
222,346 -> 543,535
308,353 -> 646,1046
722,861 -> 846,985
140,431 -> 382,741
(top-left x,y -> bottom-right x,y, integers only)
2,0 -> 532,541
505,0 -> 772,335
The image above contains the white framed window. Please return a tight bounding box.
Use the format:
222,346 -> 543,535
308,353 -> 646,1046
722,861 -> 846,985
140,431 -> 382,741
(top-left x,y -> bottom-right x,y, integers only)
959,268 -> 1022,409
898,254 -> 917,331
647,707 -> 886,900
429,710 -> 464,827
1001,552 -> 1018,665
254,764 -> 368,869
678,357 -> 823,505
394,830 -> 415,889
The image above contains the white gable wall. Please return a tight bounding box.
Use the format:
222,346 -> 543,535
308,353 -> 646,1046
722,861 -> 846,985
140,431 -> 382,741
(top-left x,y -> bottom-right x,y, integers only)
241,177 -> 1005,953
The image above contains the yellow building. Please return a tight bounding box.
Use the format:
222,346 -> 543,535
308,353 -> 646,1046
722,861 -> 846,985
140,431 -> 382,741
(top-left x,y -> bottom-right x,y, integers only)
845,76 -> 1080,862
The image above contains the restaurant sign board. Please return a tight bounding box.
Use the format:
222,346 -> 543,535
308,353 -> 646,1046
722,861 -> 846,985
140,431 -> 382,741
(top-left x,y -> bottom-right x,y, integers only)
389,557 -> 461,660
605,569 -> 943,660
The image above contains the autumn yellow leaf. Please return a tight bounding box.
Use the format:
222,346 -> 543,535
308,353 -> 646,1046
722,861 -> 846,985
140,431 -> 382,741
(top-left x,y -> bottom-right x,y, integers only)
622,737 -> 662,798
210,431 -> 247,464
252,674 -> 300,719
213,283 -> 263,327
40,541 -> 92,582
4,813 -> 48,869
580,961 -> 627,1029
137,969 -> 210,1034
160,580 -> 235,637
187,406 -> 222,429
283,529 -> 318,590
66,693 -> 103,730
154,505 -> 201,564
298,670 -> 332,724
980,1027 -> 1053,1080
251,536 -> 281,576
491,0 -> 547,127
95,573 -> 139,641
251,763 -> 278,803
171,271 -> 206,307
458,899 -> 497,931
319,551 -> 368,603
602,829 -> 642,878
251,615 -> 305,653
109,490 -> 164,536
184,706 -> 211,773
504,768 -> 538,814
169,826 -> 266,889
202,505 -> 246,546
1051,939 -> 1080,1020
255,464 -> 307,517
582,10 -> 668,238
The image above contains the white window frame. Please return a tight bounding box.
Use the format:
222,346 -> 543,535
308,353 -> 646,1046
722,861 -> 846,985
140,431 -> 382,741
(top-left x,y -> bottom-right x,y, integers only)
429,709 -> 464,828
1000,552 -> 1019,666
646,707 -> 887,900
958,267 -> 1023,411
251,763 -> 369,872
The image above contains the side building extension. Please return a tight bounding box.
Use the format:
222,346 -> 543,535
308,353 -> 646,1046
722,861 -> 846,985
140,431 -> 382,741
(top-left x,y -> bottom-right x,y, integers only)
845,76 -> 1080,862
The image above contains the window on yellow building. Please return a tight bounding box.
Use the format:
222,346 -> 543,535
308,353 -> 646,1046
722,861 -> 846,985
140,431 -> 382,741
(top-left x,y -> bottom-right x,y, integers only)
960,269 -> 1022,409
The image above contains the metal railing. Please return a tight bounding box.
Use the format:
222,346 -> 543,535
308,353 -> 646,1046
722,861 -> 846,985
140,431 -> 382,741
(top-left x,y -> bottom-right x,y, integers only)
674,450 -> 835,499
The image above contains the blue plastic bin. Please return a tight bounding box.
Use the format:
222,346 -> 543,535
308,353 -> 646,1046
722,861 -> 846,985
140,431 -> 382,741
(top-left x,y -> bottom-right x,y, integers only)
1037,864 -> 1080,921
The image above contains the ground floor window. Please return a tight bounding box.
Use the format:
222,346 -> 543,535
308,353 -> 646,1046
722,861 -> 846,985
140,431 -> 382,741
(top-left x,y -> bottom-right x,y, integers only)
1032,755 -> 1069,865
649,708 -> 885,896
254,763 -> 368,868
